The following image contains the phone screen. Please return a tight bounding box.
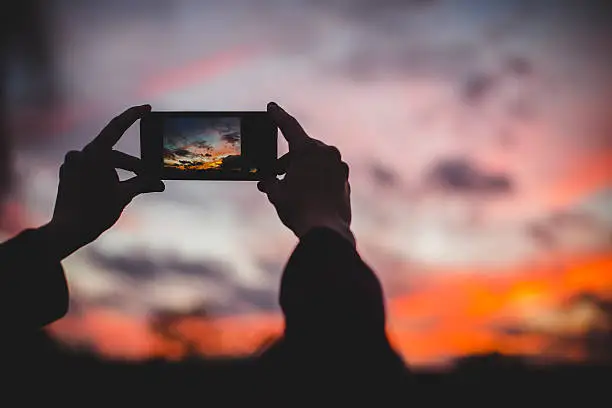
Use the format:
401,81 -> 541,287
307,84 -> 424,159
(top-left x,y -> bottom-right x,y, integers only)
141,112 -> 277,180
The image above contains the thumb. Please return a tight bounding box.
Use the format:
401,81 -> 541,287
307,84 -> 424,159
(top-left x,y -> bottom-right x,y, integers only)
119,176 -> 165,204
257,177 -> 283,204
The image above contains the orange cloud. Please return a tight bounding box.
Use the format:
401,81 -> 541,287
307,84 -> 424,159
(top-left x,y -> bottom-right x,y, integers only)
49,253 -> 612,369
50,310 -> 283,361
387,253 -> 612,366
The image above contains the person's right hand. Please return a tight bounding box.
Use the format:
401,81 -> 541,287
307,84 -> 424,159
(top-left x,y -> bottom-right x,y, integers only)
257,102 -> 354,245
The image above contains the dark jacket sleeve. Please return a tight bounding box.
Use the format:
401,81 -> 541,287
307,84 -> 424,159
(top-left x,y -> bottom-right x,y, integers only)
279,227 -> 388,347
256,227 -> 409,399
0,228 -> 69,332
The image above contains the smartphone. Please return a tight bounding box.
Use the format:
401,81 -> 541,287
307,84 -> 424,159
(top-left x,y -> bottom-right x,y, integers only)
140,111 -> 277,180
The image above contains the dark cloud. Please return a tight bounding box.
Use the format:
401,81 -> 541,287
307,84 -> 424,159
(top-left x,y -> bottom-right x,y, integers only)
310,2 -> 551,88
527,223 -> 556,249
86,248 -> 279,313
567,292 -> 612,312
212,119 -> 239,134
221,131 -> 240,146
498,292 -> 612,364
192,141 -> 212,150
304,0 -> 478,80
548,212 -> 598,228
174,149 -> 192,157
425,157 -> 513,195
559,293 -> 612,363
497,326 -> 527,337
526,211 -> 603,249
506,56 -> 533,77
370,163 -> 398,187
461,72 -> 496,104
83,293 -> 128,310
149,306 -> 213,357
87,249 -> 230,281
312,2 -> 530,82
334,42 -> 479,81
233,287 -> 279,311
88,250 -> 158,279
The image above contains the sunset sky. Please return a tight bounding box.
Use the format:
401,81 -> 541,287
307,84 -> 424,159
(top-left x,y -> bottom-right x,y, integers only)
1,0 -> 611,370
163,116 -> 241,171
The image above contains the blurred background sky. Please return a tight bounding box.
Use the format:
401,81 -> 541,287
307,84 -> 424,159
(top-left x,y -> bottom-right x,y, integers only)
0,0 -> 611,370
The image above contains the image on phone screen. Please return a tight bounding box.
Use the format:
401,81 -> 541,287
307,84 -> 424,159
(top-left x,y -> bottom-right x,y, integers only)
163,117 -> 246,174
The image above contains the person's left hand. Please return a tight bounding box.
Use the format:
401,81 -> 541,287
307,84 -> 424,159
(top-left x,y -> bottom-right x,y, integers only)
42,105 -> 164,259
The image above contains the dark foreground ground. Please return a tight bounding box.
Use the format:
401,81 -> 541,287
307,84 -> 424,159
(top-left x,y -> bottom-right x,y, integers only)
4,331 -> 611,405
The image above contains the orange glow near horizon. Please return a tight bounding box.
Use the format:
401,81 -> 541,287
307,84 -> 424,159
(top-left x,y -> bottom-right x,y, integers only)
48,252 -> 612,368
165,157 -> 226,171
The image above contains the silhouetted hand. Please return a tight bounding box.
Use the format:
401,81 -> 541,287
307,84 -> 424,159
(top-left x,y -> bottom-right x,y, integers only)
41,105 -> 164,259
258,102 -> 353,244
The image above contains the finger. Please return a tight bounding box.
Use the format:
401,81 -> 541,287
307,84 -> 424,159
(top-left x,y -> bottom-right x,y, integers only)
63,150 -> 82,164
111,150 -> 143,173
327,146 -> 342,162
256,177 -> 274,193
62,150 -> 83,170
60,150 -> 83,179
118,176 -> 165,204
342,161 -> 350,180
267,102 -> 311,150
257,177 -> 283,204
87,104 -> 151,151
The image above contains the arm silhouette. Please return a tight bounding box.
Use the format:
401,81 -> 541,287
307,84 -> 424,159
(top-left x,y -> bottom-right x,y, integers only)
280,227 -> 387,350
258,102 -> 392,354
255,103 -> 407,404
0,227 -> 68,331
0,105 -> 164,334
